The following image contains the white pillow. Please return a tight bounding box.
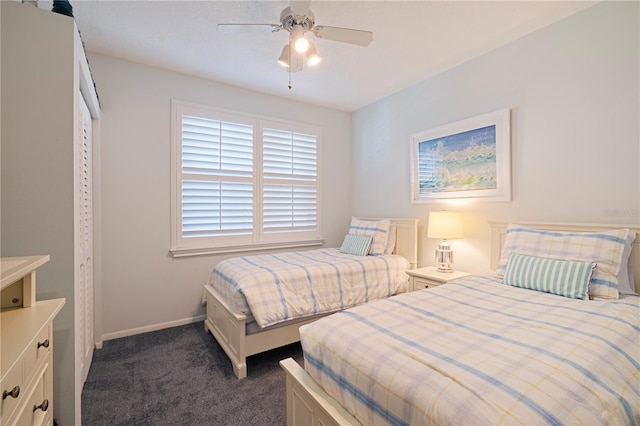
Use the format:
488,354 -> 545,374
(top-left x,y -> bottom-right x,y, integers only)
384,223 -> 397,255
617,231 -> 636,295
497,224 -> 630,299
348,217 -> 390,256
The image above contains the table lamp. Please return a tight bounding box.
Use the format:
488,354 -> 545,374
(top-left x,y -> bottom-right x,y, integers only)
427,211 -> 463,273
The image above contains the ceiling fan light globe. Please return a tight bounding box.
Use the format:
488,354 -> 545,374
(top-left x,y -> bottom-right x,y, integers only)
306,42 -> 321,66
290,51 -> 304,72
277,44 -> 290,67
294,36 -> 309,53
307,56 -> 321,66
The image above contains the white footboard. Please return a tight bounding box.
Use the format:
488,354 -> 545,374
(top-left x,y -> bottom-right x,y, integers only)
204,285 -> 331,379
280,358 -> 358,426
203,285 -> 249,378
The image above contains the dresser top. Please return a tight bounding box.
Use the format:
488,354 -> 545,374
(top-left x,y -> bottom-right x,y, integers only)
1,255 -> 50,290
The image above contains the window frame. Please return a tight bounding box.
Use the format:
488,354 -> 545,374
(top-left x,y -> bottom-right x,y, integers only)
170,100 -> 323,257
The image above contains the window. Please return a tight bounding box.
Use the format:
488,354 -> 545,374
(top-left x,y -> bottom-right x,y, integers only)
171,101 -> 322,256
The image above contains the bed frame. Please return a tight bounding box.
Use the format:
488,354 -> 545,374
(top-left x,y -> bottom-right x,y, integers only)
204,217 -> 419,379
280,221 -> 640,426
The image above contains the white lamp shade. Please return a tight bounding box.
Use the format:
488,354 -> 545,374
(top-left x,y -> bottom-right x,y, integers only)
277,42 -> 303,72
277,44 -> 290,67
427,211 -> 463,239
306,42 -> 321,66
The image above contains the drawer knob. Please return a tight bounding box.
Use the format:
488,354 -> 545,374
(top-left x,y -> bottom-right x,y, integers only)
33,399 -> 49,413
37,339 -> 50,349
2,386 -> 20,400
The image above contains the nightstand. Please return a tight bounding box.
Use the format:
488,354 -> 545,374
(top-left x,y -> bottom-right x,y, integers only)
406,266 -> 471,291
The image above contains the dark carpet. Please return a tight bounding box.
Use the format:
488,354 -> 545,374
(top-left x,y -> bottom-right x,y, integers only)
81,321 -> 304,426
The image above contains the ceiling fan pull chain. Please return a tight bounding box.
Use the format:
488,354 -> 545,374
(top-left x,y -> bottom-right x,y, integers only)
288,35 -> 293,89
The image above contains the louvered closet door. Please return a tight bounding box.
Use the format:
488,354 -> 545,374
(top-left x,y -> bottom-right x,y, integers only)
78,94 -> 94,385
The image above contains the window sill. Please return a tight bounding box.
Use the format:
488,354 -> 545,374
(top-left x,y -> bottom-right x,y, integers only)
170,239 -> 326,258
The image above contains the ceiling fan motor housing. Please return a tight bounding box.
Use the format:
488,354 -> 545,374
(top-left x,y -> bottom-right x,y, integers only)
280,7 -> 315,32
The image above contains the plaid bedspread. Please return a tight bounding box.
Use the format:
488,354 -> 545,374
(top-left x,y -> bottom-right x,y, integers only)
208,248 -> 410,328
300,273 -> 640,426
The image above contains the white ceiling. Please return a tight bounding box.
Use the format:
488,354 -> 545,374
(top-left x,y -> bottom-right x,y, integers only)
40,0 -> 597,112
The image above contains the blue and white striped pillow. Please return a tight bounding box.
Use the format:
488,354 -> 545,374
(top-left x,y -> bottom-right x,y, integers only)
497,224 -> 630,299
340,234 -> 372,256
503,253 -> 595,300
348,217 -> 390,256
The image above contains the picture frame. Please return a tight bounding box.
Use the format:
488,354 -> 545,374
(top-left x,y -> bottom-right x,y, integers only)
410,109 -> 511,203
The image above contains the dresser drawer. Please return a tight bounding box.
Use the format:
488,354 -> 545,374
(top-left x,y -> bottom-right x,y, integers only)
0,361 -> 24,421
11,362 -> 50,426
413,277 -> 442,290
23,325 -> 51,384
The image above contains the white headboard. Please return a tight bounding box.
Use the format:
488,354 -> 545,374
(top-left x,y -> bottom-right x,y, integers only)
361,218 -> 419,269
489,221 -> 640,293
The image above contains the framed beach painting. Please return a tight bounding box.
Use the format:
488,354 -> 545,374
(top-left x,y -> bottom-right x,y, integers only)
410,109 -> 511,203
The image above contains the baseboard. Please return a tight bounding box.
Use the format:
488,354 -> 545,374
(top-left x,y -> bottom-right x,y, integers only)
95,314 -> 207,348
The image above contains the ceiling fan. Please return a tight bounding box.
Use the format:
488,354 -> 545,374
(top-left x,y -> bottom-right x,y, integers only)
218,1 -> 373,88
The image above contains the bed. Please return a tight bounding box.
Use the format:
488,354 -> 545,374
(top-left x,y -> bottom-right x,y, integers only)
280,221 -> 640,425
203,217 -> 419,379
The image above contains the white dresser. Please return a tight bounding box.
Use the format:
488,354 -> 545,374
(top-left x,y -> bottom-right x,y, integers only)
0,256 -> 65,426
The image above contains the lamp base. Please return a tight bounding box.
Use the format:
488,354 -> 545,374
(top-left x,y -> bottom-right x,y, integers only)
436,264 -> 454,273
435,240 -> 454,273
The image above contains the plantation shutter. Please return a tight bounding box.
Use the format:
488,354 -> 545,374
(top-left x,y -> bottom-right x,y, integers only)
263,127 -> 317,234
181,114 -> 254,238
171,101 -> 322,255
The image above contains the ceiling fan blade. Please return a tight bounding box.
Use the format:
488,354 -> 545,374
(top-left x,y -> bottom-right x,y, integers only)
289,1 -> 311,16
313,26 -> 373,46
217,24 -> 281,34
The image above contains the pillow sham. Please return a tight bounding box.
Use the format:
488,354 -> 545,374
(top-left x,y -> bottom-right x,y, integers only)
348,217 -> 390,256
617,231 -> 637,295
497,224 -> 630,299
384,223 -> 397,255
339,234 -> 372,256
503,253 -> 595,300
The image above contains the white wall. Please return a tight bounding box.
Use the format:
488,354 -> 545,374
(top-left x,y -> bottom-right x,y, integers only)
351,1 -> 639,273
87,54 -> 352,340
